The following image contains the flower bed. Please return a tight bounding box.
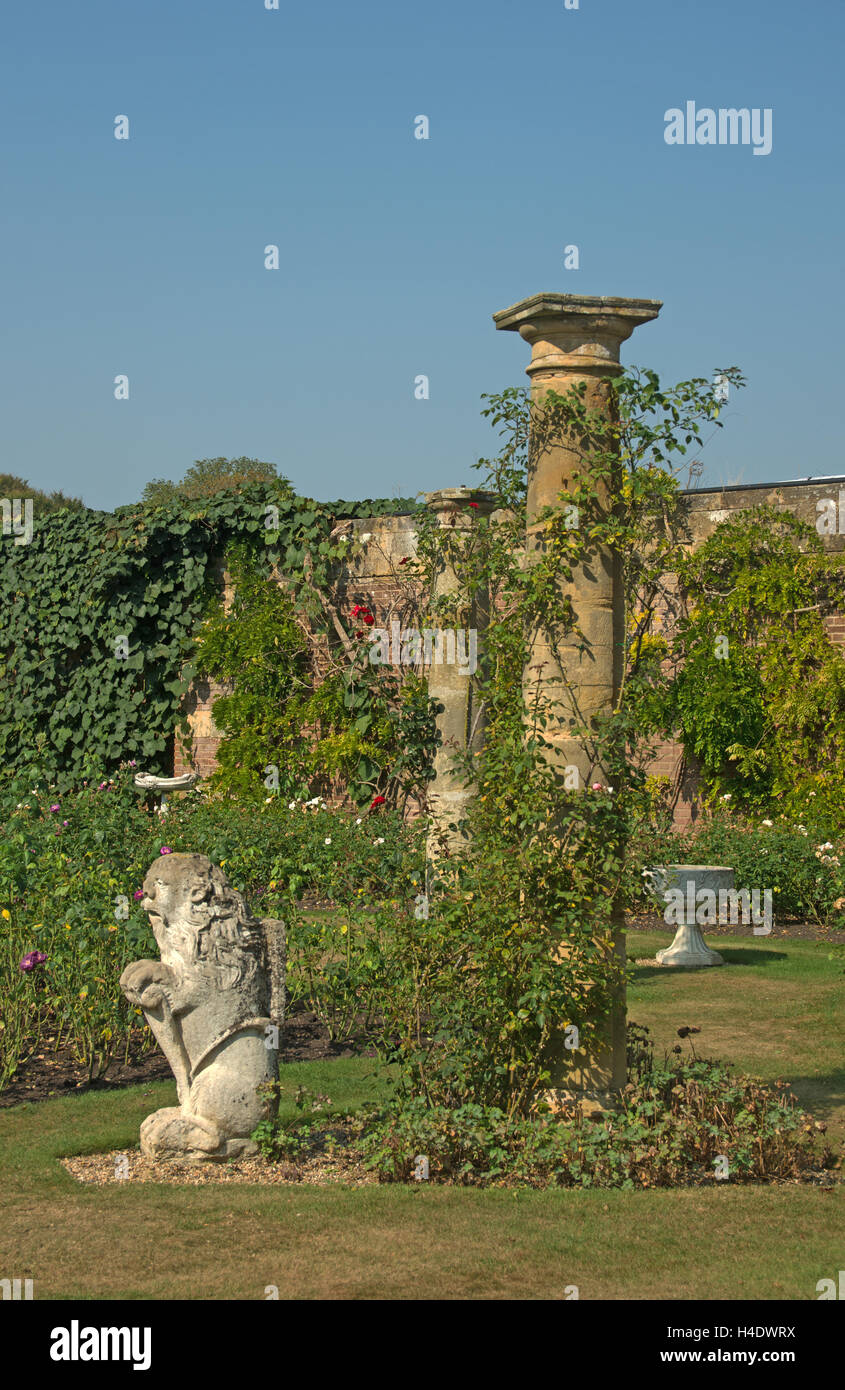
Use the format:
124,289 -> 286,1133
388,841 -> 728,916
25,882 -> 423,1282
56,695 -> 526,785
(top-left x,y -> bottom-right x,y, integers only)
0,765 -> 420,1091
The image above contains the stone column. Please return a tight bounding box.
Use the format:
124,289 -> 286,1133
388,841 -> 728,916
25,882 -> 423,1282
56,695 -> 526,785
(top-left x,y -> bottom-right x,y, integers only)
423,487 -> 496,863
494,292 -> 661,1097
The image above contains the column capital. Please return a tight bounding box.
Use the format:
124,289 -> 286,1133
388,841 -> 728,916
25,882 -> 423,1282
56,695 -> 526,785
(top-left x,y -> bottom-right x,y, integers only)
424,486 -> 497,518
494,292 -> 662,379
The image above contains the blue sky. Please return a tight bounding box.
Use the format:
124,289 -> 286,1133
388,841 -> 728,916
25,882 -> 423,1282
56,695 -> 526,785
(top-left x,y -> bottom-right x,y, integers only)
1,0 -> 842,509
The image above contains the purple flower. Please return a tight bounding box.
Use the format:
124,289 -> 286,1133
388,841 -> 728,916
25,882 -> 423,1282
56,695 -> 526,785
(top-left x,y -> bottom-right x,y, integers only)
49,804 -> 60,812
160,846 -> 172,855
133,890 -> 144,900
63,820 -> 69,826
19,950 -> 47,973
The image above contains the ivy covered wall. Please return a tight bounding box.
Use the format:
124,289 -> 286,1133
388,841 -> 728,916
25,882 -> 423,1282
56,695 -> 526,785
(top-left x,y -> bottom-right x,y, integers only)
0,486 -> 418,793
6,472 -> 845,819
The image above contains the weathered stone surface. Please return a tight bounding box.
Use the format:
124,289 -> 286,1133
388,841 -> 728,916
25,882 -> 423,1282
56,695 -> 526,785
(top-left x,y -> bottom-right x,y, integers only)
496,291 -> 662,1097
120,853 -> 282,1163
655,922 -> 725,968
424,487 -> 496,860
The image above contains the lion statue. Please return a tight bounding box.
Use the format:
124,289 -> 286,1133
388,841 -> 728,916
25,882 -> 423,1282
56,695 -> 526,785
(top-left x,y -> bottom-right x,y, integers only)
120,853 -> 283,1163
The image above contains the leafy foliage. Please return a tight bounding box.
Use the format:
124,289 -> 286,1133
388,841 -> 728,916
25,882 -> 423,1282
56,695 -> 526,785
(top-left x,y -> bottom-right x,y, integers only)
253,1028 -> 834,1189
629,800 -> 845,925
0,483 -> 416,794
0,767 -> 421,1089
140,456 -> 293,505
651,507 -> 845,819
193,538 -> 441,807
360,368 -> 742,1118
0,473 -> 85,515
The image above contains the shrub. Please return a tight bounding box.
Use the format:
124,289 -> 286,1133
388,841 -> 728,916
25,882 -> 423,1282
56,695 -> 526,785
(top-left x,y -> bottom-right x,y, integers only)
327,1030 -> 832,1189
628,802 -> 845,926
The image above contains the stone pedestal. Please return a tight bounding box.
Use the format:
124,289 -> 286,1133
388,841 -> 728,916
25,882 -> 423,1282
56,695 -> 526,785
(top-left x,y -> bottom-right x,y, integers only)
424,487 -> 496,862
495,292 -> 661,1097
656,923 -> 724,968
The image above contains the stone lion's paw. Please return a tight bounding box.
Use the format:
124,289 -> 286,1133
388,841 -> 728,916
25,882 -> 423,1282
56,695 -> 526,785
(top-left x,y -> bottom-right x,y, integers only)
120,960 -> 171,1003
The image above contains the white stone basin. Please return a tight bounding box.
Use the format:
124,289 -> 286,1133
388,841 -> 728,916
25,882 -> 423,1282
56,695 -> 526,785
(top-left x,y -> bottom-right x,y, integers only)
643,863 -> 734,968
134,773 -> 198,791
134,771 -> 199,816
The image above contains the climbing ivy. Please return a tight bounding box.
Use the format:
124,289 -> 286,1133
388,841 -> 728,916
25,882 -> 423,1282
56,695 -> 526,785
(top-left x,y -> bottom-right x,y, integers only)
0,485 -> 417,794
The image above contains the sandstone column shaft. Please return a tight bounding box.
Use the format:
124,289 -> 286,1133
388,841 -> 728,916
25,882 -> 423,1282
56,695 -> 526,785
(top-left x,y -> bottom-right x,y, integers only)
495,293 -> 661,1095
423,487 -> 495,860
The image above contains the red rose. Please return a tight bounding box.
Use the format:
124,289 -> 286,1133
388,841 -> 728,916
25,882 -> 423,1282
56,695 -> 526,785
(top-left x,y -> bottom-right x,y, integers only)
355,629 -> 364,638
468,501 -> 479,509
370,795 -> 386,808
362,613 -> 374,626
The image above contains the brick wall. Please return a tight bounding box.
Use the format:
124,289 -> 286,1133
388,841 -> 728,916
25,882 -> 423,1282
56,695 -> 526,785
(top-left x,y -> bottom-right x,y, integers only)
173,514 -> 422,780
173,676 -> 233,778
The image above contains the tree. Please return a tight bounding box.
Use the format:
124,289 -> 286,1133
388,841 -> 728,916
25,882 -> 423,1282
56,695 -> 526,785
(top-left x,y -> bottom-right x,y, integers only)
141,457 -> 294,505
0,473 -> 85,515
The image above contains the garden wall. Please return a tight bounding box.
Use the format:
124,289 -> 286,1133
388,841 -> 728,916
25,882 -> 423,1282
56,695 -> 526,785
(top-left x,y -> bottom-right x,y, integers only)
174,476 -> 845,827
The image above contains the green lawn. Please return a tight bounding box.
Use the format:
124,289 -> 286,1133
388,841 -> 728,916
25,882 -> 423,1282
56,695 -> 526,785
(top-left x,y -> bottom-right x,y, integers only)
629,933 -> 845,1144
0,934 -> 842,1300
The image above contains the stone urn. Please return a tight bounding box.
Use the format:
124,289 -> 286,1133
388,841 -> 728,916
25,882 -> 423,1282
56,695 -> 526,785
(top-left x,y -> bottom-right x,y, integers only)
643,864 -> 734,968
